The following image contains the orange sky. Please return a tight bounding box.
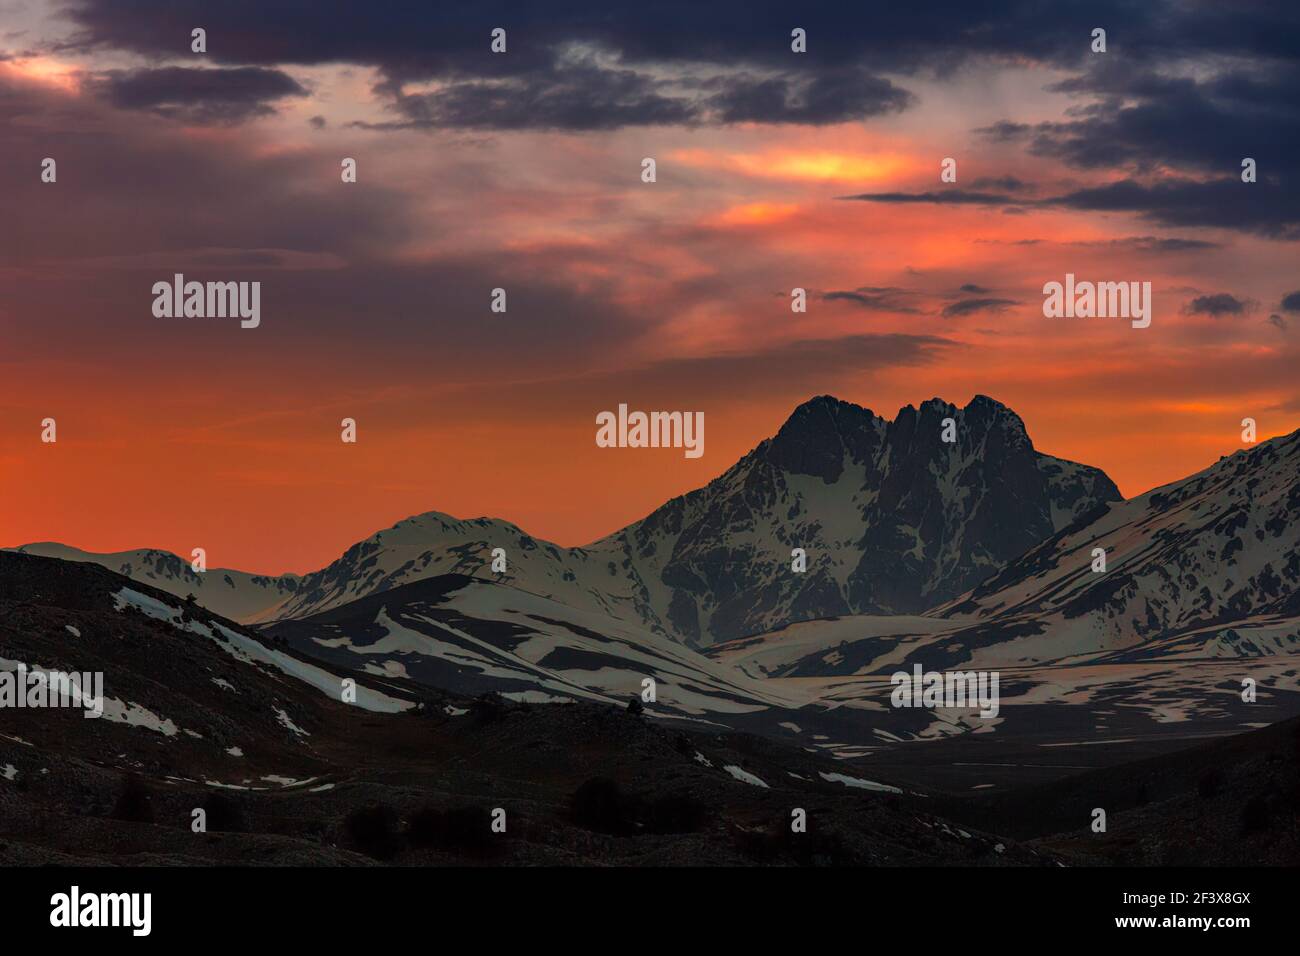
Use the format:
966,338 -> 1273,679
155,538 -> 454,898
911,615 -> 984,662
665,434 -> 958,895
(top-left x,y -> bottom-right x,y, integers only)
2,45 -> 1298,574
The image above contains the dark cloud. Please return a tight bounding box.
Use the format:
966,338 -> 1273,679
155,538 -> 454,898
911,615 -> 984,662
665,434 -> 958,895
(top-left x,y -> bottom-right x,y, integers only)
359,58 -> 912,132
62,0 -> 1300,130
1184,293 -> 1249,317
1281,290 -> 1300,312
92,66 -> 307,124
65,1 -> 1297,75
972,49 -> 1300,237
1113,236 -> 1219,252
959,283 -> 990,293
840,189 -> 1026,206
972,235 -> 1219,252
846,179 -> 1300,239
968,176 -> 1030,192
981,59 -> 1300,179
368,56 -> 697,131
1268,313 -> 1289,331
822,288 -> 922,314
706,65 -> 911,125
975,121 -> 1031,142
1057,180 -> 1299,238
941,298 -> 1017,318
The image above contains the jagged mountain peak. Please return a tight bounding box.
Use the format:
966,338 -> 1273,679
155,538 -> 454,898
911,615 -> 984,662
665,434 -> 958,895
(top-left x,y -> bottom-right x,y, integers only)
601,395 -> 1121,643
902,394 -> 1030,438
14,396 -> 1125,648
763,394 -> 1034,483
765,395 -> 886,481
781,393 -> 881,424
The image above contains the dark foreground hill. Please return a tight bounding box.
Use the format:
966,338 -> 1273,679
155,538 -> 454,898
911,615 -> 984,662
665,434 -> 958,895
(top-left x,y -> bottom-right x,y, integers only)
0,551 -> 1048,866
925,716 -> 1300,866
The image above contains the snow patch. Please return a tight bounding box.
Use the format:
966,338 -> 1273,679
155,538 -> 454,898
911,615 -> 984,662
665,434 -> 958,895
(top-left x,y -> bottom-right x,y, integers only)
819,771 -> 902,794
275,707 -> 309,738
723,765 -> 769,788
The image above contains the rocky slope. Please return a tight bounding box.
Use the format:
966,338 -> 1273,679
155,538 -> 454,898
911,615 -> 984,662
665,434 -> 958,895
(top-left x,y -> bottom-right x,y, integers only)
934,427 -> 1300,665
7,543 -> 299,623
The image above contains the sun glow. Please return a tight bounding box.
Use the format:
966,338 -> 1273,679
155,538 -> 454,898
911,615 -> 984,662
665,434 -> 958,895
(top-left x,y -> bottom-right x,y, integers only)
5,57 -> 80,93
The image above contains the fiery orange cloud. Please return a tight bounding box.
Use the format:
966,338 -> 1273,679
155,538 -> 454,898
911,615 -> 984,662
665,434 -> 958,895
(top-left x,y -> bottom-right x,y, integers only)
670,147 -> 911,183
712,202 -> 802,226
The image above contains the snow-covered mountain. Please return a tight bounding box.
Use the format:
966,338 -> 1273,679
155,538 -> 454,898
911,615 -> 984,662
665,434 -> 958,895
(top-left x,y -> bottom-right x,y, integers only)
267,512 -> 633,626
268,395 -> 1120,646
261,573 -> 805,726
7,543 -> 300,623
592,394 -> 1121,645
928,427 -> 1300,666
10,395 -> 1120,645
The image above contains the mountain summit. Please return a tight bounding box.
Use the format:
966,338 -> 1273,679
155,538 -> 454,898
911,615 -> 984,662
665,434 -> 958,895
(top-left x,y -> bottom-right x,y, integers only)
13,395 -> 1121,647
598,394 -> 1121,643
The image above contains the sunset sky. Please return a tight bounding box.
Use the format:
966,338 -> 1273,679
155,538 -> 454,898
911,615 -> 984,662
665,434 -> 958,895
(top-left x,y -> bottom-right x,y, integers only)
2,1 -> 1298,574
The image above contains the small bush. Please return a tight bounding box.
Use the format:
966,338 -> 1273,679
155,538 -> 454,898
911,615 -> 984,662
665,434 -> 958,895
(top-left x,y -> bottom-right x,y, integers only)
626,697 -> 644,716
